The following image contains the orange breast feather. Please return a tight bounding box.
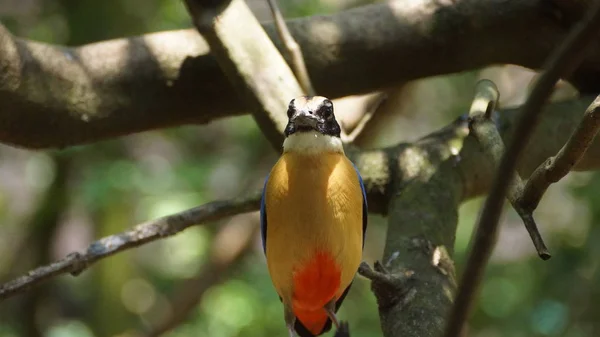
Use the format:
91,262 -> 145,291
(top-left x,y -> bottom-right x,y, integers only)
292,251 -> 341,335
264,152 -> 363,334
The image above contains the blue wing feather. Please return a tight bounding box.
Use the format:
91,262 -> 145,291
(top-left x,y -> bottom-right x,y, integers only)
352,163 -> 368,247
260,174 -> 270,253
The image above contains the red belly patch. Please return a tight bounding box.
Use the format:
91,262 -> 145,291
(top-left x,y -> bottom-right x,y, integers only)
292,251 -> 341,335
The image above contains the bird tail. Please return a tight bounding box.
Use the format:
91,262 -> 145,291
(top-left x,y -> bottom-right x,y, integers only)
294,309 -> 332,337
294,282 -> 354,336
294,318 -> 352,337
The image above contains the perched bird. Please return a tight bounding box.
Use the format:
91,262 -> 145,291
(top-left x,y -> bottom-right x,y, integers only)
260,96 -> 368,337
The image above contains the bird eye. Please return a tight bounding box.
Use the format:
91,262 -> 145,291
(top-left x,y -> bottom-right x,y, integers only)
321,103 -> 333,120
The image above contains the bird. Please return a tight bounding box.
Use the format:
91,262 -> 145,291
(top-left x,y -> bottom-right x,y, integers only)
260,96 -> 368,337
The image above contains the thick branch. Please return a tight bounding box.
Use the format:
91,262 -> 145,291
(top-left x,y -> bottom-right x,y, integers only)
183,0 -> 298,149
0,191 -> 261,302
2,0 -> 600,148
362,137 -> 464,337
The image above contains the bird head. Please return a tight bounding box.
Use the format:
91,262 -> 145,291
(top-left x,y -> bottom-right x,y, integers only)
282,96 -> 344,154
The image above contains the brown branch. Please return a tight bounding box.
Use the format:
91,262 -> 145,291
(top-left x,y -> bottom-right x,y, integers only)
144,215 -> 258,337
0,191 -> 261,302
183,0 -> 302,150
444,3 -> 600,336
266,0 -> 315,96
467,79 -> 549,259
2,0 -> 600,149
520,95 -> 600,210
370,137 -> 464,337
347,112 -> 471,337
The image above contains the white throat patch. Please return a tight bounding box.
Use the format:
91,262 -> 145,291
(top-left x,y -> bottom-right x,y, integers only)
282,131 -> 344,154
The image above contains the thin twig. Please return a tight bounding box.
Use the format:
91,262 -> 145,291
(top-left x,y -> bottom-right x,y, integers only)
444,3 -> 600,337
520,95 -> 600,210
467,79 -> 549,259
266,0 -> 315,96
144,216 -> 259,337
342,93 -> 388,143
0,191 -> 261,302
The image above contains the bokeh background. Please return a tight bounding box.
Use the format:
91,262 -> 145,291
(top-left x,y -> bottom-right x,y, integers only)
0,1 -> 597,336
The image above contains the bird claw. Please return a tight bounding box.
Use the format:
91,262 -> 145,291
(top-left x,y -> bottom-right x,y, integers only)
284,304 -> 297,337
333,321 -> 350,337
324,299 -> 340,329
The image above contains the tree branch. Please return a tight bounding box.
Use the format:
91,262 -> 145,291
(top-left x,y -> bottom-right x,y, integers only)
360,125 -> 466,337
0,191 -> 261,302
467,79 -> 549,259
444,2 -> 600,336
266,0 -> 315,96
183,0 -> 301,150
2,0 -> 600,148
520,95 -> 600,210
342,93 -> 387,144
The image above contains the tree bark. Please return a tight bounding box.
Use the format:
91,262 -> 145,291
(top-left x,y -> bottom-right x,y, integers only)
0,0 -> 598,148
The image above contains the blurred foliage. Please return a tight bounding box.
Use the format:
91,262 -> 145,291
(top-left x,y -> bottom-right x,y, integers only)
0,0 -> 599,337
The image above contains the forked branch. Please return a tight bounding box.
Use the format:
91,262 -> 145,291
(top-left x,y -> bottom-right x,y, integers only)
519,95 -> 600,210
467,79 -> 549,259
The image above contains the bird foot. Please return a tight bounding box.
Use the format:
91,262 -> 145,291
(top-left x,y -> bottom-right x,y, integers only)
324,299 -> 340,329
333,321 -> 350,337
284,304 -> 297,337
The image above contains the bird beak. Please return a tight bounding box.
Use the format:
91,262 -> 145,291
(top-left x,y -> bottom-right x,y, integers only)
291,110 -> 319,128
